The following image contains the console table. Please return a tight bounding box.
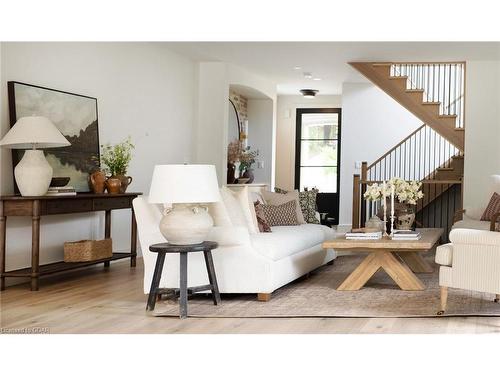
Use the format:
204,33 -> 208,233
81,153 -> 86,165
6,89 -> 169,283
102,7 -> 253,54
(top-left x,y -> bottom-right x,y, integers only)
0,192 -> 142,291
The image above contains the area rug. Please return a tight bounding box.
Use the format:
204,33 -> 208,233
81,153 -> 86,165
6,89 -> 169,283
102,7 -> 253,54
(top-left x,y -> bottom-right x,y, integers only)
154,253 -> 500,318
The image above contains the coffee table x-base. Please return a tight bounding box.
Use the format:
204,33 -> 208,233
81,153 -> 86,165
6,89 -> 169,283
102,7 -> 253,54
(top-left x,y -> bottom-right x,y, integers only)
322,228 -> 443,291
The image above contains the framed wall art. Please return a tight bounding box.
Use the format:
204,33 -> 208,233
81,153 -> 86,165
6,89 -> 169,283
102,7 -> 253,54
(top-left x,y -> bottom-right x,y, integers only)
8,81 -> 100,192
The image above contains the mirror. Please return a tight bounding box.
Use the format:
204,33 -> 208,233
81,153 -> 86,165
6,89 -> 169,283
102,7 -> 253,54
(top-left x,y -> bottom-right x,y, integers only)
228,99 -> 240,143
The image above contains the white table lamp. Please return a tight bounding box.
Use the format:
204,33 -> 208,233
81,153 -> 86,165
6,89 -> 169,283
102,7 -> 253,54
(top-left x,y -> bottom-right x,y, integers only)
148,164 -> 221,245
0,116 -> 70,196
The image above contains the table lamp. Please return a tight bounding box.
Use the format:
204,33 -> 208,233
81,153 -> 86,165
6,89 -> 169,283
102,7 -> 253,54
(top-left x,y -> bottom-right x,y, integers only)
148,164 -> 221,245
0,116 -> 70,196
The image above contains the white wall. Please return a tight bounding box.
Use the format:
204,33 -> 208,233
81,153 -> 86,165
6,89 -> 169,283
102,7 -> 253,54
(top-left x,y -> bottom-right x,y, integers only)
463,60 -> 500,210
247,99 -> 273,184
340,83 -> 421,227
275,95 -> 342,190
0,42 -> 196,283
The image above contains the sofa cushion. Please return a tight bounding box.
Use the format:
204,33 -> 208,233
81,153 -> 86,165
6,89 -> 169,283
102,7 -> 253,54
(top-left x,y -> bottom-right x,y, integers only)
261,189 -> 306,224
452,218 -> 491,231
481,192 -> 500,221
250,224 -> 333,261
435,243 -> 453,266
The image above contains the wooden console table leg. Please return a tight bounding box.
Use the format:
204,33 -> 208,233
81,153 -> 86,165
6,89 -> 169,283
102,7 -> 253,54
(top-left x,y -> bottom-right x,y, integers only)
31,200 -> 41,291
104,210 -> 111,268
130,206 -> 137,267
0,201 -> 6,291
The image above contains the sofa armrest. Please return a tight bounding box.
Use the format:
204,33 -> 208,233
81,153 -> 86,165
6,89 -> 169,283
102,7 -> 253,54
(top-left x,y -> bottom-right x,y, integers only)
450,228 -> 500,247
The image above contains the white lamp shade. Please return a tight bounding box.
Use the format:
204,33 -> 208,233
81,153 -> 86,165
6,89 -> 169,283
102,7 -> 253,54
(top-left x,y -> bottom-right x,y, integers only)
0,116 -> 71,149
148,164 -> 221,204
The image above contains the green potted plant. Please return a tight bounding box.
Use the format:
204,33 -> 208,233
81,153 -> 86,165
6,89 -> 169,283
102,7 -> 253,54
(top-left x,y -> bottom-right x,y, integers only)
239,145 -> 259,183
100,137 -> 135,193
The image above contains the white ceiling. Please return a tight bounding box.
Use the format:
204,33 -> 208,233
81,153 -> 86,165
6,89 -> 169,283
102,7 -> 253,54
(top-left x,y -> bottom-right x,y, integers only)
166,42 -> 500,95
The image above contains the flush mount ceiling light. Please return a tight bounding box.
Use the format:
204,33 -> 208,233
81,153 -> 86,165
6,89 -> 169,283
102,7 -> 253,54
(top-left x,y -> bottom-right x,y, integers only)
303,72 -> 313,79
293,66 -> 302,70
300,89 -> 319,98
313,77 -> 322,81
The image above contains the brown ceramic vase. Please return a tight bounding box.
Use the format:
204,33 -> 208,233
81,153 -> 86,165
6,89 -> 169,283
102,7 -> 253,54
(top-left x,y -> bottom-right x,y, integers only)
89,170 -> 106,194
116,175 -> 133,193
105,177 -> 122,194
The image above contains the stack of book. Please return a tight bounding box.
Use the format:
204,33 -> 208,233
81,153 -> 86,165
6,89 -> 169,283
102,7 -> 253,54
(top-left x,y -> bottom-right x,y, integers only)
46,186 -> 77,196
392,230 -> 421,240
345,231 -> 383,240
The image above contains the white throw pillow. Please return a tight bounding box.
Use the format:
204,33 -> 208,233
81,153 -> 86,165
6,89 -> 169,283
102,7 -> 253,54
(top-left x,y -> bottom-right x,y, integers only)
219,186 -> 248,228
207,199 -> 232,227
233,186 -> 259,234
261,189 -> 306,224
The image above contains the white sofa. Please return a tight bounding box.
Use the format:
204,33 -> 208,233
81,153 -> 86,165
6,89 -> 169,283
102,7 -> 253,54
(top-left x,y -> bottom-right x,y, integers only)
435,228 -> 500,314
132,196 -> 337,300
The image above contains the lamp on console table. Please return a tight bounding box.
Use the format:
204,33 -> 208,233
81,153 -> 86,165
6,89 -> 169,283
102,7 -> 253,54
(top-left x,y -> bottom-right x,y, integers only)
148,164 -> 221,245
0,116 -> 70,196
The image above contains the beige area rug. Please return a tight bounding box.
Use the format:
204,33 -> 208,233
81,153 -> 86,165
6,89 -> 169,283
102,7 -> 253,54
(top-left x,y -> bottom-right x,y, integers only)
154,253 -> 500,318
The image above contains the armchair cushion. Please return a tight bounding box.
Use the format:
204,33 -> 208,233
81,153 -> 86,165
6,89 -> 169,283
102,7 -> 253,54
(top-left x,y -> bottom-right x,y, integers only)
435,243 -> 453,266
449,228 -> 500,246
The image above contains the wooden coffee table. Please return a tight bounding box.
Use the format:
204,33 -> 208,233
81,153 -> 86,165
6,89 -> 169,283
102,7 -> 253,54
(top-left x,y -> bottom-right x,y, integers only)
322,228 -> 443,291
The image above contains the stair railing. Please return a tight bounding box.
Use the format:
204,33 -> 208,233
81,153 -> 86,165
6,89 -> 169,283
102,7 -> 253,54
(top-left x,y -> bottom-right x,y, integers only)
390,62 -> 465,128
365,123 -> 461,183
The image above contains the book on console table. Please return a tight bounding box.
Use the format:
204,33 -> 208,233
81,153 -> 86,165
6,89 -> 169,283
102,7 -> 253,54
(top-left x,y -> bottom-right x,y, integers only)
46,186 -> 77,196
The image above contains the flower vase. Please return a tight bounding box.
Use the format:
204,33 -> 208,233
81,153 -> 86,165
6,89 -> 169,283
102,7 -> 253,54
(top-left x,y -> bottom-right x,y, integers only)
242,168 -> 254,183
395,204 -> 416,230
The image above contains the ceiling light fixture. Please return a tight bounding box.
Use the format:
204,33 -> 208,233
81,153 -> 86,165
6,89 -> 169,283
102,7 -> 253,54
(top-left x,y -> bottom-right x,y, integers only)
313,77 -> 322,81
303,72 -> 313,79
294,66 -> 302,70
300,89 -> 319,98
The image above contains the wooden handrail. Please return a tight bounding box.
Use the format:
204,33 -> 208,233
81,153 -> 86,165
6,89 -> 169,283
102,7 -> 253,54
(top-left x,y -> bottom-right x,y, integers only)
367,124 -> 426,169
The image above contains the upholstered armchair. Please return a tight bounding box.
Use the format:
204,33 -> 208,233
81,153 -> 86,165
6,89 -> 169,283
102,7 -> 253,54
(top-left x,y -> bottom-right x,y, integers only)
435,228 -> 500,315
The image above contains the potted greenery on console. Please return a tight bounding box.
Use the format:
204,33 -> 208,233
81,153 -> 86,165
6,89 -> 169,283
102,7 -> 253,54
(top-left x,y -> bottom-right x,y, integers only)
100,137 -> 135,193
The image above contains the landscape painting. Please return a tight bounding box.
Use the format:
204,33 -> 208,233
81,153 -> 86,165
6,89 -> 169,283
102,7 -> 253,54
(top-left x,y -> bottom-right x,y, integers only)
8,81 -> 100,192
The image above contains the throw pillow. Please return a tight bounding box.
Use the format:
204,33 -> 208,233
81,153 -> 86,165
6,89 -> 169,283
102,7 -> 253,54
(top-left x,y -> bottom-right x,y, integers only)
480,192 -> 500,222
261,189 -> 306,224
261,200 -> 300,227
219,186 -> 248,228
274,187 -> 320,224
253,201 -> 272,232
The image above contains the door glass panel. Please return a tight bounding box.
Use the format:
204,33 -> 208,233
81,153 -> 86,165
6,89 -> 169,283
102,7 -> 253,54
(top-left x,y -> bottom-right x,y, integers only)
299,167 -> 337,192
300,113 -> 338,139
300,140 -> 338,166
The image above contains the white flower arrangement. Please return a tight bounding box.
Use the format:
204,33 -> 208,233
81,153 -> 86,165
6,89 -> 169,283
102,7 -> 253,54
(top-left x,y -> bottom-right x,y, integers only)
363,177 -> 424,205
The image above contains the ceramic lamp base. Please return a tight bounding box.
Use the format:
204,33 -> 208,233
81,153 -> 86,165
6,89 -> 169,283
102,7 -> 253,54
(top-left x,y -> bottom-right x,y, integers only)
159,203 -> 214,245
15,150 -> 53,196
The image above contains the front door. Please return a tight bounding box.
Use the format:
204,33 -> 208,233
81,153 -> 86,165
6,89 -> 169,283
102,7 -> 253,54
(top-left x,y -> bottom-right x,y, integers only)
295,108 -> 341,225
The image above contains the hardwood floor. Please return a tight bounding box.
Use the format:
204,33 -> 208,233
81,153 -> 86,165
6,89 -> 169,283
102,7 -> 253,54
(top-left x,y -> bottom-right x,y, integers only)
1,259 -> 499,334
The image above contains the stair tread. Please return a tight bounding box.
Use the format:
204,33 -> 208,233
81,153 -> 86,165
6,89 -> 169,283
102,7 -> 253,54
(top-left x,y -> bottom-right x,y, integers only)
452,155 -> 464,159
422,102 -> 441,105
389,76 -> 408,80
406,89 -> 424,93
439,114 -> 457,118
455,128 -> 465,131
437,167 -> 454,171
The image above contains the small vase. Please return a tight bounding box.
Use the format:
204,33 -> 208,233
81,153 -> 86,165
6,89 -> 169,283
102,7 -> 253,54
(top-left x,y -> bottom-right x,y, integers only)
227,163 -> 236,184
242,168 -> 254,183
89,170 -> 106,194
105,176 -> 122,194
395,204 -> 416,230
116,175 -> 133,193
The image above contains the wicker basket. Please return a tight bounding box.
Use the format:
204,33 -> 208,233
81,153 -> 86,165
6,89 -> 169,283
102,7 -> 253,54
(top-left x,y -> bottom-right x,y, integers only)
64,238 -> 112,262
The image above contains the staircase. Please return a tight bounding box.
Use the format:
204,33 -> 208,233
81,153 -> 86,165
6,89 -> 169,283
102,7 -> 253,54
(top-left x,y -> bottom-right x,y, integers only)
350,62 -> 465,151
351,62 -> 466,240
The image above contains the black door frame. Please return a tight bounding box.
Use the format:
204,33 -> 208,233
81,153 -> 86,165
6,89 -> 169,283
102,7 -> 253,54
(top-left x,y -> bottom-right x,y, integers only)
294,107 -> 342,225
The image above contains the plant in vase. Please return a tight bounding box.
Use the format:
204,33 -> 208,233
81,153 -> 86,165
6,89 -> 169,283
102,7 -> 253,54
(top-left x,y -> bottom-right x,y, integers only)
100,137 -> 135,194
365,178 -> 424,231
238,145 -> 259,183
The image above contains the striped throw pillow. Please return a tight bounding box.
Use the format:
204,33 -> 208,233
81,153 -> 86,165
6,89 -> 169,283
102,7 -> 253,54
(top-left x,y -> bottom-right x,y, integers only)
262,200 -> 300,227
481,192 -> 500,222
